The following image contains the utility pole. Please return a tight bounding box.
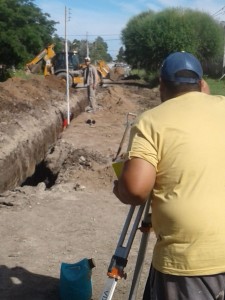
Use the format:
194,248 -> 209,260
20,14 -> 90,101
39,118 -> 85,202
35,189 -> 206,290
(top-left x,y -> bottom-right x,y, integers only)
65,6 -> 71,125
86,32 -> 89,57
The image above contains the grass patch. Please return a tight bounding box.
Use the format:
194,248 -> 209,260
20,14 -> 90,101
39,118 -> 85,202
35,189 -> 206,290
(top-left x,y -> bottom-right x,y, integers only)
206,78 -> 225,96
131,68 -> 147,78
11,69 -> 31,79
131,69 -> 159,87
131,69 -> 225,95
0,68 -> 45,82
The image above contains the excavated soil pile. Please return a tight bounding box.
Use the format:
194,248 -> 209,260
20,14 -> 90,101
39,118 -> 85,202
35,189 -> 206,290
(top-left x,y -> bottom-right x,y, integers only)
0,75 -> 87,192
0,75 -> 161,300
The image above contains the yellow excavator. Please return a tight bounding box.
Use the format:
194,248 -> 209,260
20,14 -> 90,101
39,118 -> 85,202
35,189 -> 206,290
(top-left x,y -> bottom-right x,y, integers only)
25,44 -> 56,76
25,44 -> 112,87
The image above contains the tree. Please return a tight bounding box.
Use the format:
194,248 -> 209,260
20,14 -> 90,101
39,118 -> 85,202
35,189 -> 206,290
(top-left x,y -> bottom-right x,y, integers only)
0,0 -> 112,69
0,0 -> 58,67
122,8 -> 224,75
121,11 -> 155,69
72,36 -> 112,63
117,47 -> 125,62
89,36 -> 112,62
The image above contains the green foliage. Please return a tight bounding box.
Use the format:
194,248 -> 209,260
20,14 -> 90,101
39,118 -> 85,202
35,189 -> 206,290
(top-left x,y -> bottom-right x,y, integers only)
52,35 -> 65,53
0,0 -> 58,67
0,0 -> 112,70
9,69 -> 36,79
71,39 -> 87,62
0,66 -> 11,81
122,11 -> 155,69
131,68 -> 159,87
122,8 -> 224,76
72,36 -> 112,63
131,68 -> 147,78
90,36 -> 112,62
207,78 -> 225,95
117,47 -> 125,62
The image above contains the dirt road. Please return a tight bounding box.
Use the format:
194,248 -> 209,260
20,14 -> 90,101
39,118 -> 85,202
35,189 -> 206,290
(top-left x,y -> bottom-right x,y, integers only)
0,76 -> 160,300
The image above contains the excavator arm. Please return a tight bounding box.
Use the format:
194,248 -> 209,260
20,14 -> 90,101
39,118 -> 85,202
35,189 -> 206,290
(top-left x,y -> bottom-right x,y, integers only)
26,44 -> 56,76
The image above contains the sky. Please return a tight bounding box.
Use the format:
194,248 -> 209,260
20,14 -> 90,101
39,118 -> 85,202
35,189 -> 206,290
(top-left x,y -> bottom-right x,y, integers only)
34,0 -> 225,59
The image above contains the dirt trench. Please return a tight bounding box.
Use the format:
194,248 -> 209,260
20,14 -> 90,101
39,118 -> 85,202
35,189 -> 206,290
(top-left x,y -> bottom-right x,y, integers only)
0,76 -> 160,194
0,75 -> 160,300
0,75 -> 88,193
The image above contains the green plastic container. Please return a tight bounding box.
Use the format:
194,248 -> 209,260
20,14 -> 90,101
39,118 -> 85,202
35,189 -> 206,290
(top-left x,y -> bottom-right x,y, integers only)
60,258 -> 95,300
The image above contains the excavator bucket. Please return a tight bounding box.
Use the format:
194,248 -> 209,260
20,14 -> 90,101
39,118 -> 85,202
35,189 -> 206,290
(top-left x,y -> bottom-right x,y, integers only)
109,66 -> 126,81
26,61 -> 43,74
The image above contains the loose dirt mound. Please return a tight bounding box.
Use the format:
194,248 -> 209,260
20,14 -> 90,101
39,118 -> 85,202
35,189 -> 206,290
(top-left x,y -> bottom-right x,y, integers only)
0,75 -> 160,300
0,75 -> 68,139
0,75 -> 87,192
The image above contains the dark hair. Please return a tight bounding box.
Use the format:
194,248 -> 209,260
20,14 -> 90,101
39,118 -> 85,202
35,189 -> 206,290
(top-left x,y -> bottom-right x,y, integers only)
163,70 -> 201,95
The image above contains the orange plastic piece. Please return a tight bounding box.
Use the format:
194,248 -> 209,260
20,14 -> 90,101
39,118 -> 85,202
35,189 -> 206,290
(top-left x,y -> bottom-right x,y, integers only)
107,267 -> 124,280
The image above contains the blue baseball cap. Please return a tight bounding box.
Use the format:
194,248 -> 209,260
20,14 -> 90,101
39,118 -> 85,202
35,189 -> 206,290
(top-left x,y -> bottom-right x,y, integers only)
160,51 -> 203,83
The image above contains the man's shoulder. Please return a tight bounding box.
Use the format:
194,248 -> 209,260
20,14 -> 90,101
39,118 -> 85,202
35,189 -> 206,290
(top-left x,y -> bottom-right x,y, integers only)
90,64 -> 97,69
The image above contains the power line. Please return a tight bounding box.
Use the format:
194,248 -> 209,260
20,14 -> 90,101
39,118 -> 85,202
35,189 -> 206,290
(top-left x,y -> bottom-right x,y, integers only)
55,31 -> 122,45
57,33 -> 121,37
67,36 -> 122,41
54,32 -> 123,55
78,34 -> 121,36
212,5 -> 225,17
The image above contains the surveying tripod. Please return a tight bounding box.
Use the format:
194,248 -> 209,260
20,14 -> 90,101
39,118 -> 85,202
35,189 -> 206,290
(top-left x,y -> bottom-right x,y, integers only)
99,112 -> 152,300
99,198 -> 152,300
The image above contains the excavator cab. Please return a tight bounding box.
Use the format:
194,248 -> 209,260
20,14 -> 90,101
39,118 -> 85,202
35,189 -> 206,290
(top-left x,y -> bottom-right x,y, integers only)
52,51 -> 80,72
52,51 -> 84,87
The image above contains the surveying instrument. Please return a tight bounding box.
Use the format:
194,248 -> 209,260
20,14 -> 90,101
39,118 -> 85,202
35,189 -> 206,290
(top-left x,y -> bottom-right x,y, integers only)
99,113 -> 153,300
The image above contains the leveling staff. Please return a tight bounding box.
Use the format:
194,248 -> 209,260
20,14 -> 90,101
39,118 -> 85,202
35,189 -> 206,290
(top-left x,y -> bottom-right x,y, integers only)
113,51 -> 225,300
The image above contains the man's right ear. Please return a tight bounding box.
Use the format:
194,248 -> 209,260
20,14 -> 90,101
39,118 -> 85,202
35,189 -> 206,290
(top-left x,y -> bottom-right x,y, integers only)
200,79 -> 210,95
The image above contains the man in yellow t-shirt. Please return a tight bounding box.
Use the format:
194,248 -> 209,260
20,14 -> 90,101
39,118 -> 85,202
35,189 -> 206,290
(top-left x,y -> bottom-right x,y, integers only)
113,51 -> 225,299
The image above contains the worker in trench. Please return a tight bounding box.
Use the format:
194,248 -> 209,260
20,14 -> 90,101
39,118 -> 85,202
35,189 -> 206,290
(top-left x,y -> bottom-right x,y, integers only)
113,51 -> 225,299
83,56 -> 99,113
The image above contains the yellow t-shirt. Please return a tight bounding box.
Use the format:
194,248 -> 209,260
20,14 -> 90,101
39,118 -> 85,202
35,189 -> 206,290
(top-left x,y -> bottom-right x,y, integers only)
127,91 -> 225,276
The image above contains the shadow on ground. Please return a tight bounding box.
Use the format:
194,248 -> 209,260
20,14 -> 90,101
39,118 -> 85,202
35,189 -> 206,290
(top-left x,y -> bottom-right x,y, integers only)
0,265 -> 60,300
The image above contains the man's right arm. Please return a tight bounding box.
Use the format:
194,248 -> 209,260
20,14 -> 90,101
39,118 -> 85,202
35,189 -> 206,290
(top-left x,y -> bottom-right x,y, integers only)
113,157 -> 156,206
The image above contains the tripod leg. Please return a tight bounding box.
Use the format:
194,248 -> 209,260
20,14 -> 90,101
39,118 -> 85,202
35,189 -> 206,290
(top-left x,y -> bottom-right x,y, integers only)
99,277 -> 118,300
128,198 -> 152,300
99,204 -> 146,300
